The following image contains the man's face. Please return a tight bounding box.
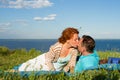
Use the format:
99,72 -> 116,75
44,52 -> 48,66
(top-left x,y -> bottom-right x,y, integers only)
77,38 -> 84,52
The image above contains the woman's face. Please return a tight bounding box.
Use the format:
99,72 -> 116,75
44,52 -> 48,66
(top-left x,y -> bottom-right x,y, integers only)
68,33 -> 79,48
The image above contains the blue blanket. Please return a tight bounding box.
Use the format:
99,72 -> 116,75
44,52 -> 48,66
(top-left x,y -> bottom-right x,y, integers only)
85,63 -> 120,71
3,63 -> 120,77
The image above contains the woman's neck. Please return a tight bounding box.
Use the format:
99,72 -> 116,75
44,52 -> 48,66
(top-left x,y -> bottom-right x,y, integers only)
63,42 -> 72,49
60,43 -> 72,57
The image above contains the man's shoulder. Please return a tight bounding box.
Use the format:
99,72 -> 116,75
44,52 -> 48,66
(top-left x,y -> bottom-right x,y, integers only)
83,55 -> 97,61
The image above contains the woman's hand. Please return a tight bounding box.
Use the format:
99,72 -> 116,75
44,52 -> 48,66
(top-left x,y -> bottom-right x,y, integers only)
70,66 -> 74,73
63,66 -> 69,72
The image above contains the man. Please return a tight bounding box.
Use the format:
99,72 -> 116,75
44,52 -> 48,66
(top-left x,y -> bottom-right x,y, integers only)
75,35 -> 99,73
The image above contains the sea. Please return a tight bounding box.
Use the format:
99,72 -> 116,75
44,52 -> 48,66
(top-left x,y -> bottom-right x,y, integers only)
0,39 -> 120,52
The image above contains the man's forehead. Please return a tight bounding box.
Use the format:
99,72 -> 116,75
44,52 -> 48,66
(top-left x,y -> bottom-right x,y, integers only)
80,38 -> 83,41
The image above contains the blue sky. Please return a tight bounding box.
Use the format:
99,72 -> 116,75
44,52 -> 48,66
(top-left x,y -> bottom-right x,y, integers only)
0,0 -> 120,39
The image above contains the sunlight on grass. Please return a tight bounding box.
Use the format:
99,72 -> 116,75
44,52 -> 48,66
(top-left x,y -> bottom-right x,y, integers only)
0,46 -> 120,80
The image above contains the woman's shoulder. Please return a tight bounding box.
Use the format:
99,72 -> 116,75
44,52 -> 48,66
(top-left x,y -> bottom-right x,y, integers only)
54,42 -> 63,47
71,48 -> 79,52
70,48 -> 79,55
51,42 -> 62,48
49,42 -> 63,52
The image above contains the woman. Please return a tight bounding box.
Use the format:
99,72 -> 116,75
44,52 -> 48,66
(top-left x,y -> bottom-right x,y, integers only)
18,27 -> 79,72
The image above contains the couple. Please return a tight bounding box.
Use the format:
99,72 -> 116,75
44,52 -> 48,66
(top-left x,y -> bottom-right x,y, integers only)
17,27 -> 99,73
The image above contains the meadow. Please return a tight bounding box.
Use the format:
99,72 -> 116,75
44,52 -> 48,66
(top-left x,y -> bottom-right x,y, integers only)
0,46 -> 120,80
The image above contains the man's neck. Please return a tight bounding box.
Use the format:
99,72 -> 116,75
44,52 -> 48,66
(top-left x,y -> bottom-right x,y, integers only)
82,51 -> 91,56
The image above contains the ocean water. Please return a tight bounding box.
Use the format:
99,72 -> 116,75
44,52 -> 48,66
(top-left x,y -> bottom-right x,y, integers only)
0,39 -> 120,52
95,39 -> 120,52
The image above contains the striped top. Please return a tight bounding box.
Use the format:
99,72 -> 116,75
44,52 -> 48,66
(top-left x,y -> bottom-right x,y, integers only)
45,42 -> 78,72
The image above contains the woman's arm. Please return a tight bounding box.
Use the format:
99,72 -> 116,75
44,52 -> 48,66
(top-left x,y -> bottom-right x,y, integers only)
63,49 -> 78,72
45,42 -> 62,71
45,46 -> 56,71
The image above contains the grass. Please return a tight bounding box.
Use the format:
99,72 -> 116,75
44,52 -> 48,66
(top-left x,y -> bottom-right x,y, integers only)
0,46 -> 41,70
0,46 -> 120,80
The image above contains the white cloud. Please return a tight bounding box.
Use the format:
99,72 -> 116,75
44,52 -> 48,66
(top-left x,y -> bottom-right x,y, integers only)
0,22 -> 11,32
43,17 -> 55,21
33,17 -> 42,21
0,0 -> 8,4
34,14 -> 57,21
15,19 -> 28,26
0,0 -> 8,8
0,0 -> 53,9
43,14 -> 57,21
0,20 -> 28,32
48,14 -> 57,17
0,22 -> 11,27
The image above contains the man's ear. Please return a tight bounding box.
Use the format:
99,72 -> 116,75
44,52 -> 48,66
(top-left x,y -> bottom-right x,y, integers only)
82,47 -> 86,52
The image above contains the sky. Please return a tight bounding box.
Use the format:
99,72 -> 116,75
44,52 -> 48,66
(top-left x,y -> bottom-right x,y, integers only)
0,0 -> 120,39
